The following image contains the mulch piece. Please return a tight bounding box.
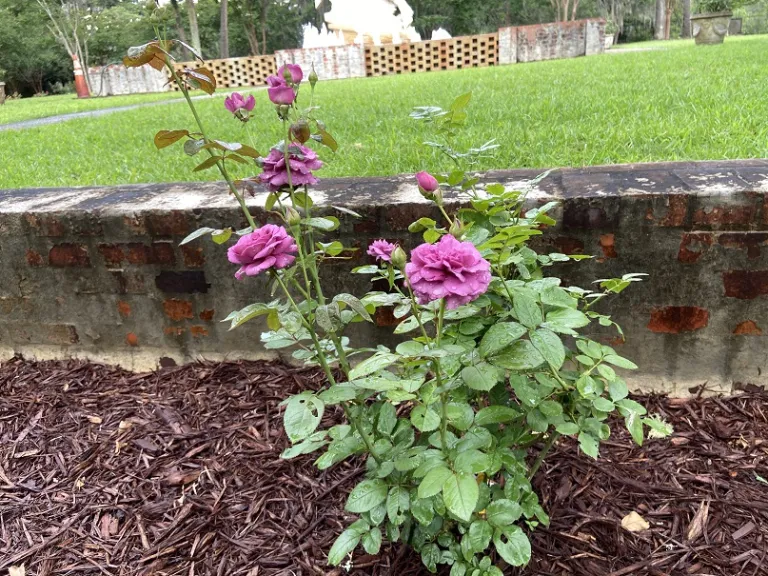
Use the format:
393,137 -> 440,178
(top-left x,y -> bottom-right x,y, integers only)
0,358 -> 766,576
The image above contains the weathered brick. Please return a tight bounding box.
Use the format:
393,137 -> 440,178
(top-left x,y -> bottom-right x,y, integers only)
155,271 -> 210,294
122,214 -> 146,235
658,195 -> 689,227
9,323 -> 79,345
551,237 -> 584,255
599,234 -> 617,259
49,243 -> 90,267
163,299 -> 194,321
98,244 -> 125,267
562,203 -> 611,229
647,306 -> 709,334
678,233 -> 713,264
733,320 -> 762,335
181,245 -> 205,268
26,250 -> 44,267
189,326 -> 209,337
117,301 -> 131,318
718,232 -> 768,259
374,307 -> 399,327
723,270 -> 768,299
692,204 -> 757,228
164,326 -> 185,336
146,212 -> 189,237
111,270 -> 146,294
199,309 -> 215,321
126,332 -> 139,346
354,220 -> 379,234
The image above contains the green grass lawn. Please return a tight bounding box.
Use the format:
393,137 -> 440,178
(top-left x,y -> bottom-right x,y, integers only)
2,34 -> 768,189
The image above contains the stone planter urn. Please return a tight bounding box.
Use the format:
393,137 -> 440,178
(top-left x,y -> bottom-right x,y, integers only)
604,35 -> 615,49
691,11 -> 732,45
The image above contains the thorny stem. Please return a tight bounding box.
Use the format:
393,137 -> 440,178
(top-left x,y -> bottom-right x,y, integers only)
273,272 -> 380,464
528,431 -> 560,480
167,62 -> 256,231
435,301 -> 449,452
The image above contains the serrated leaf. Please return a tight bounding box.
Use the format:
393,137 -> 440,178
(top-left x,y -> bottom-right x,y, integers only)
154,129 -> 189,149
318,385 -> 358,403
411,404 -> 440,432
489,340 -> 545,371
334,293 -> 373,322
545,308 -> 590,331
211,228 -> 232,244
348,353 -> 397,380
609,378 -> 629,401
578,432 -> 599,458
418,466 -> 452,499
345,479 -> 388,513
445,402 -> 475,431
474,406 -> 519,426
362,526 -> 382,554
461,362 -> 502,391
283,393 -> 324,443
555,422 -> 579,435
193,155 -> 221,172
443,472 -> 479,522
328,524 -> 364,566
604,355 -> 639,370
467,520 -> 493,553
493,526 -> 531,567
486,499 -> 523,527
530,328 -> 565,370
513,293 -> 542,329
454,449 -> 490,474
180,227 -> 215,245
307,217 -> 339,231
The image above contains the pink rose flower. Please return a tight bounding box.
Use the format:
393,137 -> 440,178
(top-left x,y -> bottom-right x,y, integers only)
406,234 -> 491,309
258,143 -> 323,192
279,64 -> 303,84
416,171 -> 439,193
224,92 -> 255,114
266,75 -> 296,105
227,224 -> 298,279
367,239 -> 396,262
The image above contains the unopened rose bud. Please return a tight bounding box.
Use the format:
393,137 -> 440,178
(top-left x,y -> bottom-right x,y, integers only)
290,119 -> 311,144
309,67 -> 319,88
415,171 -> 439,194
390,246 -> 407,270
284,206 -> 302,226
283,66 -> 294,83
276,104 -> 290,119
449,219 -> 466,239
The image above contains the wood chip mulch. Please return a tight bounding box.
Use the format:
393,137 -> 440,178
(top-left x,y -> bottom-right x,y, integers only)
0,358 -> 766,576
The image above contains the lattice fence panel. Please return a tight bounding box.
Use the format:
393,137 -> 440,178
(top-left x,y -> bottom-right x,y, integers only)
170,55 -> 277,90
365,33 -> 498,77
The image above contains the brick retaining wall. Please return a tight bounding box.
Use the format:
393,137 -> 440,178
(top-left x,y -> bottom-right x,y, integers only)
2,160 -> 765,395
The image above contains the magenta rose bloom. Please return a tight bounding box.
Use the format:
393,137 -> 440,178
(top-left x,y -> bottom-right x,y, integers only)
224,92 -> 255,114
266,75 -> 296,105
258,143 -> 323,192
278,63 -> 303,84
406,234 -> 491,309
227,224 -> 298,279
367,239 -> 396,262
416,171 -> 439,194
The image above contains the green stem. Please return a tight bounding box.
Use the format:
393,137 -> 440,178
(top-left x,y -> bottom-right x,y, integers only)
437,204 -> 454,227
528,432 -> 560,480
273,273 -> 381,464
435,301 -> 449,451
167,63 -> 256,230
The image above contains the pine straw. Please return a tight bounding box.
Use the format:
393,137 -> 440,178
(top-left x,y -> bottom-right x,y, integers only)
0,358 -> 766,576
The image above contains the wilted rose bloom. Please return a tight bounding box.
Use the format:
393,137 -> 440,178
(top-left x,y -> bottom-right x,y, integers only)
258,143 -> 323,192
406,234 -> 491,309
367,239 -> 396,262
224,92 -> 255,114
227,224 -> 298,279
415,171 -> 439,194
278,63 -> 303,84
266,75 -> 296,105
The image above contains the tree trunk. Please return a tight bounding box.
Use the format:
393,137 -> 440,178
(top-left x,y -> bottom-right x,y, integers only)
664,0 -> 673,40
682,0 -> 692,37
219,0 -> 229,59
260,0 -> 268,55
654,0 -> 666,39
571,0 -> 580,21
186,0 -> 202,56
170,0 -> 192,59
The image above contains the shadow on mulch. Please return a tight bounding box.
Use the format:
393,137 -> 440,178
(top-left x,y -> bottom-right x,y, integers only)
0,358 -> 766,576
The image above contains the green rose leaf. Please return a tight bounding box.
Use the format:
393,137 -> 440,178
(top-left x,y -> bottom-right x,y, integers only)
411,404 -> 441,432
283,393 -> 324,443
486,499 -> 523,528
443,472 -> 479,522
493,526 -> 531,567
474,405 -> 519,426
478,322 -> 526,358
361,526 -> 382,554
530,328 -> 566,370
418,465 -> 453,499
461,362 -> 502,391
578,432 -> 600,459
490,340 -> 545,371
345,479 -> 389,513
513,293 -> 542,329
327,519 -> 369,565
467,519 -> 493,553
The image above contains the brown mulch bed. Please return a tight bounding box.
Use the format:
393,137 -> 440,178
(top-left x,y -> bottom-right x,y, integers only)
0,358 -> 766,576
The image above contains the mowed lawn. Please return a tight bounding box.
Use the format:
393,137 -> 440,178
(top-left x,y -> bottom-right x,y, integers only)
2,35 -> 768,189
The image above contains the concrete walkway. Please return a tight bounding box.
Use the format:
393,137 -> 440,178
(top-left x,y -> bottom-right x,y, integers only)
0,91 -> 252,132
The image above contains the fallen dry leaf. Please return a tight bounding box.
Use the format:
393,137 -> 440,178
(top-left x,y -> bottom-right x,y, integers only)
621,511 -> 650,532
87,415 -> 103,424
9,564 -> 26,576
686,499 -> 710,542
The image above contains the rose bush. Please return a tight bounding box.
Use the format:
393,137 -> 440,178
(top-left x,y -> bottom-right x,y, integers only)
126,37 -> 671,575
